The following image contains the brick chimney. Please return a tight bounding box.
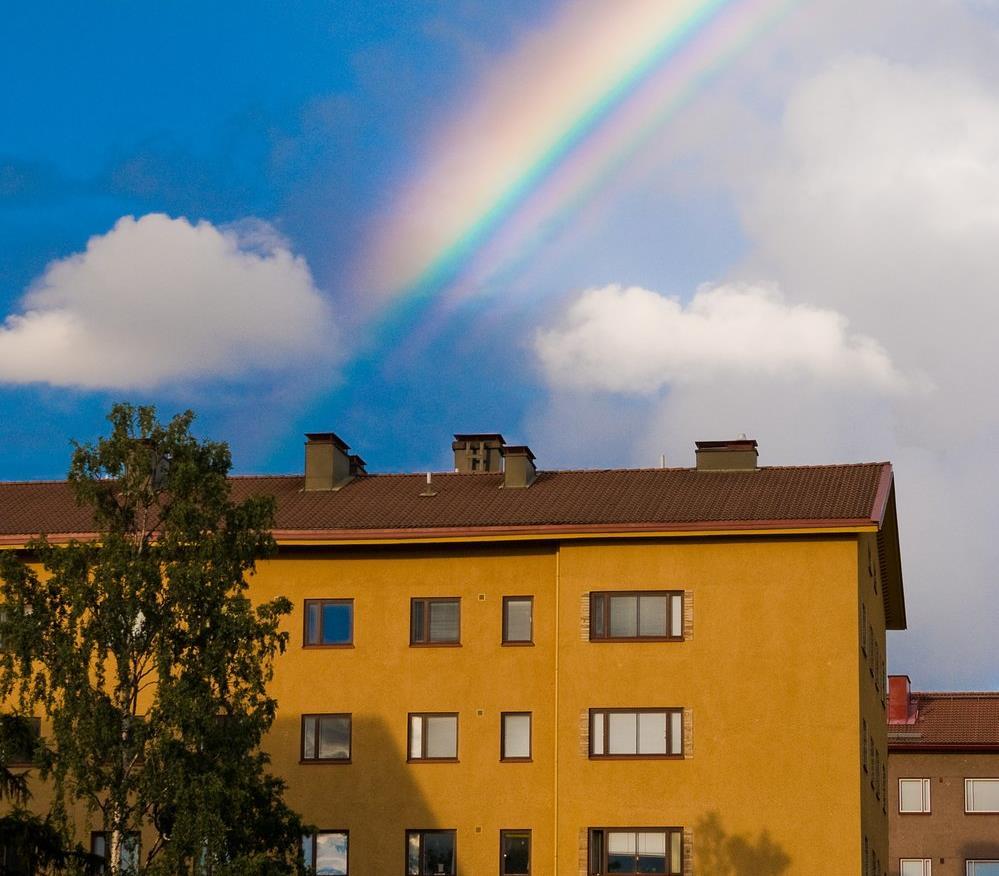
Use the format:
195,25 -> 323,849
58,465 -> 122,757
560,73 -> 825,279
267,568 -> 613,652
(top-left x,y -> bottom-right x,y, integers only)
695,439 -> 759,471
452,434 -> 505,473
888,675 -> 914,723
502,445 -> 537,488
304,433 -> 364,491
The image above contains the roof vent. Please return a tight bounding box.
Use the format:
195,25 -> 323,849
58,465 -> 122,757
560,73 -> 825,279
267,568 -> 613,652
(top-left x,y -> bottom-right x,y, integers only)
502,445 -> 537,488
452,433 -> 505,473
304,432 -> 362,491
694,439 -> 758,471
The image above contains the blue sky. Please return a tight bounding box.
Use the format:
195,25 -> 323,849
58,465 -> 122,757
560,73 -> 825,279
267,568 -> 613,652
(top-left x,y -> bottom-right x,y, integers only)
4,0 -> 999,687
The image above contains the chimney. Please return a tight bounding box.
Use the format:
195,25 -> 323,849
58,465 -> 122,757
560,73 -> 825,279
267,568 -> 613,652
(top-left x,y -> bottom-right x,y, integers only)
304,432 -> 361,491
502,445 -> 537,488
888,675 -> 914,723
452,433 -> 505,473
695,439 -> 759,471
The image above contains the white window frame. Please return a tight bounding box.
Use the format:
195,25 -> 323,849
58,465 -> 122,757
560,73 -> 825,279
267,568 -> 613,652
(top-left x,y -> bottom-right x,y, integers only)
899,778 -> 931,813
901,859 -> 931,876
965,779 -> 999,813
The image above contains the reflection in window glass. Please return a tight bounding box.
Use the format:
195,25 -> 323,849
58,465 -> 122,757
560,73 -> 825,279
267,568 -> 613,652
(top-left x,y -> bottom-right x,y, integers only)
406,830 -> 456,876
503,597 -> 533,643
304,600 -> 353,645
502,713 -> 531,759
302,831 -> 348,875
501,830 -> 530,876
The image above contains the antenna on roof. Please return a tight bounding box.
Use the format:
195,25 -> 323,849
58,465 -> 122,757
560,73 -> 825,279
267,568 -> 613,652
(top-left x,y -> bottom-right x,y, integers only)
660,454 -> 667,469
420,471 -> 437,498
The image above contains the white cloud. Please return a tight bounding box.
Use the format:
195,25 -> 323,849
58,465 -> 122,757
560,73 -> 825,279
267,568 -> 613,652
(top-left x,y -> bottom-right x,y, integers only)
536,283 -> 906,394
0,214 -> 335,389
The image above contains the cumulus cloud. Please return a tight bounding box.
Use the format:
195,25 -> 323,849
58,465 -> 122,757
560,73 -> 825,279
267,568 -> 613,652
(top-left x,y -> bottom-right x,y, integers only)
536,283 -> 906,394
0,214 -> 335,389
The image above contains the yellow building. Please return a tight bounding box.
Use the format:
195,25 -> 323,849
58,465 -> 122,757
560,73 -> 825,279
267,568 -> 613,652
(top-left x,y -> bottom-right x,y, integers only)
0,434 -> 905,875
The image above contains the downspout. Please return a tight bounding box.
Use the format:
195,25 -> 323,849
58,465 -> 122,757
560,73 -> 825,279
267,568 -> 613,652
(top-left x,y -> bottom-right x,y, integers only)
553,541 -> 560,874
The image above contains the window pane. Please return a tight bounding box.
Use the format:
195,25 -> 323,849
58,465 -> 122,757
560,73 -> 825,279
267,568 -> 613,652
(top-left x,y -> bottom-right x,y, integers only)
970,865 -> 999,876
410,715 -> 422,759
429,601 -> 459,642
92,835 -> 107,859
502,832 -> 530,875
505,599 -> 532,642
426,716 -> 457,758
899,779 -> 927,812
503,714 -> 531,759
314,832 -> 348,875
122,835 -> 140,874
321,603 -> 352,645
591,595 -> 606,638
589,831 -> 604,874
608,831 -> 636,872
407,833 -> 420,875
637,831 -> 666,873
968,779 -> 999,812
608,712 -> 638,755
592,712 -> 605,755
670,832 -> 681,873
638,595 -> 668,637
304,717 -> 316,759
670,595 -> 683,638
670,712 -> 683,755
609,596 -> 638,637
638,712 -> 667,754
302,834 -> 314,869
306,602 -> 321,644
411,600 -> 425,642
900,862 -> 927,876
423,832 -> 455,875
318,716 -> 350,759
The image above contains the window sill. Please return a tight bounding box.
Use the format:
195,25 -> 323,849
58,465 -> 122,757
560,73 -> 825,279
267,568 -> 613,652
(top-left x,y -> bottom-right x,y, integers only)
500,757 -> 533,763
501,641 -> 534,647
302,643 -> 355,649
588,637 -> 684,644
589,754 -> 684,761
409,642 -> 462,648
407,757 -> 460,764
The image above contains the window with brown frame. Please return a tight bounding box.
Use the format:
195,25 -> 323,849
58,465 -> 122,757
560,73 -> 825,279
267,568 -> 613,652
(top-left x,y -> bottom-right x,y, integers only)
406,829 -> 456,875
91,832 -> 140,874
301,830 -> 348,874
501,713 -> 531,761
500,830 -> 530,876
588,828 -> 682,875
304,599 -> 353,647
589,591 -> 682,641
589,709 -> 683,757
408,713 -> 458,761
410,598 -> 460,645
502,597 -> 533,644
301,714 -> 351,762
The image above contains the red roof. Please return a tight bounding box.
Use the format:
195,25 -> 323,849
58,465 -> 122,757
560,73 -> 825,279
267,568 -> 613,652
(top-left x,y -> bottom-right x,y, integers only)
889,692 -> 999,750
0,462 -> 892,542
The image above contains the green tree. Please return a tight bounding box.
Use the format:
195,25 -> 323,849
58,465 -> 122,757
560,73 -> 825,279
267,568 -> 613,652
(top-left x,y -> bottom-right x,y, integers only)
0,404 -> 307,875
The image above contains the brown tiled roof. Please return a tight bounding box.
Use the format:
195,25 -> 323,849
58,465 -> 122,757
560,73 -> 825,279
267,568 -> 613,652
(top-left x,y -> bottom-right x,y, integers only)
0,462 -> 892,542
889,693 -> 999,750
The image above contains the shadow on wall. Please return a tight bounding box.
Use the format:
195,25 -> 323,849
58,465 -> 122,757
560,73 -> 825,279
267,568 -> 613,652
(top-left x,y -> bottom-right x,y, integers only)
271,713 -> 458,875
695,812 -> 791,876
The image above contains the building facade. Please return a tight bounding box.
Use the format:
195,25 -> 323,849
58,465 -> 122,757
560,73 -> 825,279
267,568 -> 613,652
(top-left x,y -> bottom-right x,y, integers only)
888,677 -> 999,876
1,434 -> 906,875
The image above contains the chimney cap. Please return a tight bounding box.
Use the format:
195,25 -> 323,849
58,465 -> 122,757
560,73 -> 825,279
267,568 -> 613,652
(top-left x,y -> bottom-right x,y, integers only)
502,445 -> 536,461
453,433 -> 505,444
306,432 -> 350,452
695,439 -> 758,451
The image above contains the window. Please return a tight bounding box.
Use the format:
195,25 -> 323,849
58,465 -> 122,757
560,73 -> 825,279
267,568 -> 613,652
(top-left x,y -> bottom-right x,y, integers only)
408,714 -> 458,761
304,599 -> 353,646
301,714 -> 351,762
91,832 -> 140,874
589,591 -> 682,641
590,709 -> 683,757
967,864 -> 999,876
861,601 -> 868,654
501,713 -> 531,761
0,715 -> 40,766
500,830 -> 530,876
966,779 -> 999,813
410,598 -> 460,645
302,831 -> 348,875
502,597 -> 533,644
407,830 -> 456,875
901,861 -> 931,876
862,719 -> 868,772
588,829 -> 682,875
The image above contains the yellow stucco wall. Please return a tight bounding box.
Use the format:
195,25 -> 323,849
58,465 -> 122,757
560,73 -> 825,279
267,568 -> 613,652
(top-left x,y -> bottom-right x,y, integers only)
245,532 -> 878,874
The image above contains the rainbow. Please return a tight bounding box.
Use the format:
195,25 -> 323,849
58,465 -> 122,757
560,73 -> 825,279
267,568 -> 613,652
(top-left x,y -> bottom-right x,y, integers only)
366,0 -> 805,346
